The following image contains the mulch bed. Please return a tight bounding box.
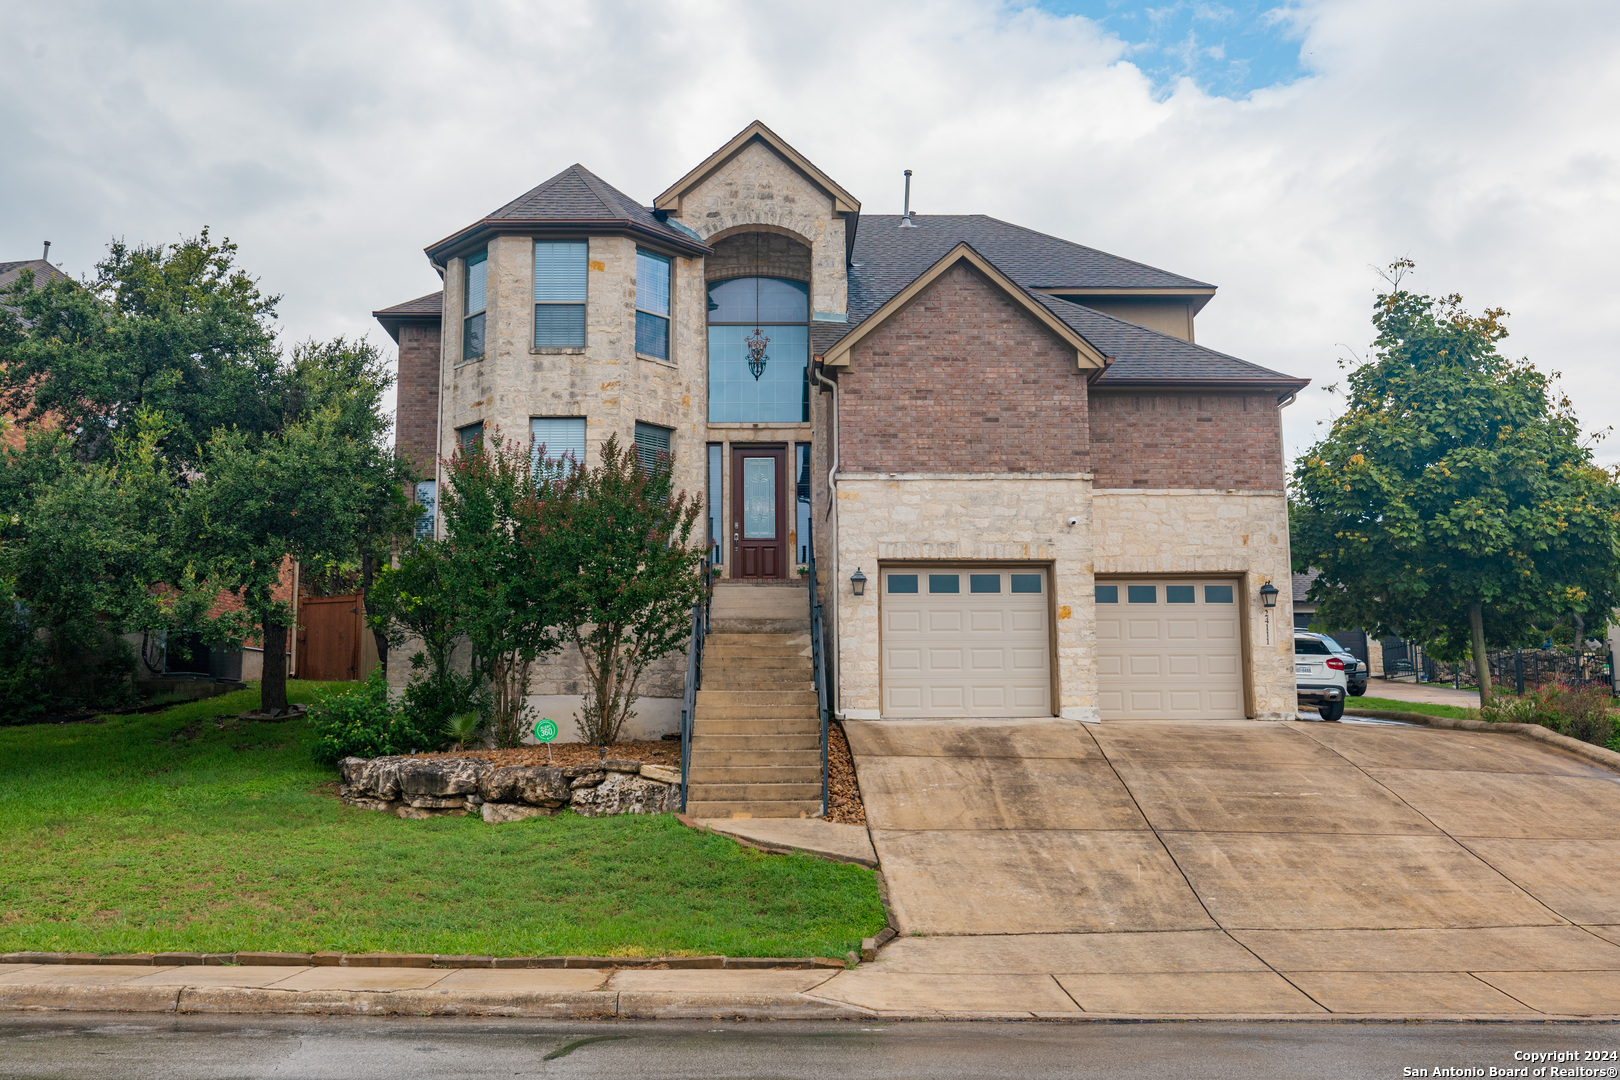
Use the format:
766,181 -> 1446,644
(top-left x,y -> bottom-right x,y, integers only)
411,741 -> 680,768
825,722 -> 866,826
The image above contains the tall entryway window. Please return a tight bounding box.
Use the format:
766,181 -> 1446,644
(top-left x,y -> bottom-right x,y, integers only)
707,276 -> 809,423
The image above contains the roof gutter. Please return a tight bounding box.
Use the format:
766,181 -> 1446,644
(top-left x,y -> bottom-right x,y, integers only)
424,217 -> 712,264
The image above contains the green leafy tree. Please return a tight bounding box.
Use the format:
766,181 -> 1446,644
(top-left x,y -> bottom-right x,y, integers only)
0,231 -> 282,464
535,435 -> 706,745
1292,261 -> 1620,703
187,341 -> 412,715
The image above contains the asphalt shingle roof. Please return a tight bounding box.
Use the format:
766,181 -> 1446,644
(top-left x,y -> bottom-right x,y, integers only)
0,259 -> 69,291
372,291 -> 443,318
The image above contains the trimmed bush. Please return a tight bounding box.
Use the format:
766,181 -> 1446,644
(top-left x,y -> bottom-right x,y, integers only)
1474,680 -> 1618,748
308,669 -> 441,765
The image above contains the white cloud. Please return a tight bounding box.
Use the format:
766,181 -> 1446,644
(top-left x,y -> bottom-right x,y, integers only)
3,0 -> 1617,465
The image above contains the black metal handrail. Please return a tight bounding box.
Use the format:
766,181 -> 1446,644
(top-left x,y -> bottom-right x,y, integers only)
806,523 -> 831,816
679,550 -> 714,812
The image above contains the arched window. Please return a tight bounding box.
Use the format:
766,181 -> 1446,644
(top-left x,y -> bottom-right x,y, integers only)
707,277 -> 809,423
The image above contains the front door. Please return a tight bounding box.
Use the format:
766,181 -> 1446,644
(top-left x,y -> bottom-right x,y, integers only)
731,446 -> 787,579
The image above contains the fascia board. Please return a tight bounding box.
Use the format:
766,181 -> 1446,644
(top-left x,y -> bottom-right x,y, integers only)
654,121 -> 861,216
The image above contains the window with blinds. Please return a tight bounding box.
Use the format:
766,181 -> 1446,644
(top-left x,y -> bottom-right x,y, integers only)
531,416 -> 585,474
635,249 -> 671,360
457,421 -> 484,455
463,250 -> 487,360
534,242 -> 587,347
633,421 -> 672,472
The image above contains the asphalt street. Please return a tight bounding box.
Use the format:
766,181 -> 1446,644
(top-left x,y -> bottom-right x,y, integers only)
1,1015 -> 1616,1080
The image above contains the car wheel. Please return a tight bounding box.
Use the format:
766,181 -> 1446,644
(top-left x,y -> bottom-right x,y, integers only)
1319,700 -> 1345,722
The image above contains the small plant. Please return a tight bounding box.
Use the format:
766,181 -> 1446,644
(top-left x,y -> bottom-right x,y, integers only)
1473,679 -> 1618,748
445,711 -> 486,751
309,668 -> 443,765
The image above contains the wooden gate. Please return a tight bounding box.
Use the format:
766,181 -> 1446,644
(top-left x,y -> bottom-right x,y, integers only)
297,594 -> 364,681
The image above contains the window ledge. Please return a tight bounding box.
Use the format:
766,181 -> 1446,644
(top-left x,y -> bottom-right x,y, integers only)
454,356 -> 484,368
637,353 -> 677,368
530,347 -> 586,355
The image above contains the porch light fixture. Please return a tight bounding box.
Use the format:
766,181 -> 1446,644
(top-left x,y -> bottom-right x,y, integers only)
850,567 -> 868,596
1259,581 -> 1279,609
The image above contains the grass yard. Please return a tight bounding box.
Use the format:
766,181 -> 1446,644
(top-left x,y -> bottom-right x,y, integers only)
1347,695 -> 1472,720
0,684 -> 886,959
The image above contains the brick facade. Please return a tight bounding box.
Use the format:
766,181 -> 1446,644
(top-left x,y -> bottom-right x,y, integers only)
706,230 -> 812,284
1088,391 -> 1285,491
395,321 -> 442,473
839,264 -> 1090,474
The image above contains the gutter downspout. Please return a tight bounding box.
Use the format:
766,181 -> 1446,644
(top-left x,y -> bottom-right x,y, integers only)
813,361 -> 839,717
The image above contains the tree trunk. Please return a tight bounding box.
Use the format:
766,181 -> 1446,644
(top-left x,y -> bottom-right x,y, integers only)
361,553 -> 387,680
1469,602 -> 1492,706
262,619 -> 288,714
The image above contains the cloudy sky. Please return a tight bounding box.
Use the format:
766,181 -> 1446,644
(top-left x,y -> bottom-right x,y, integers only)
3,0 -> 1617,468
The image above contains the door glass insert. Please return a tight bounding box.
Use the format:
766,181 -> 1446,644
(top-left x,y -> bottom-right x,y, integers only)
742,457 -> 776,539
928,574 -> 960,594
1166,585 -> 1196,604
887,574 -> 918,594
1095,585 -> 1119,603
1205,584 -> 1234,604
1011,574 -> 1043,594
969,574 -> 1001,593
1127,585 -> 1157,603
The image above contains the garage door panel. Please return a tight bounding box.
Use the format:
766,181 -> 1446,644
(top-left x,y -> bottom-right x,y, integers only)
881,566 -> 1051,718
1099,577 -> 1245,721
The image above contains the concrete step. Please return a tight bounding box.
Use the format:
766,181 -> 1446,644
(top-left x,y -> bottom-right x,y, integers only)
697,689 -> 819,707
687,781 -> 823,801
684,800 -> 822,820
697,705 -> 819,721
704,643 -> 810,659
704,633 -> 809,648
687,748 -> 822,769
709,621 -> 810,636
705,666 -> 813,684
693,731 -> 822,748
704,677 -> 817,693
689,765 -> 823,785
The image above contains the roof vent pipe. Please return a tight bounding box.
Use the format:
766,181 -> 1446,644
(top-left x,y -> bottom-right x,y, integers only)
898,170 -> 916,227
41,240 -> 51,262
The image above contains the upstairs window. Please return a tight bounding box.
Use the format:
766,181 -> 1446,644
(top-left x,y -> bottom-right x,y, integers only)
634,421 -> 672,472
534,241 -> 587,347
531,416 -> 586,474
463,250 -> 487,360
457,421 -> 484,456
413,479 -> 437,540
707,277 -> 809,423
635,249 -> 672,360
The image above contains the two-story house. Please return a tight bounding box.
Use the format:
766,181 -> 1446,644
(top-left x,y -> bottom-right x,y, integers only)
375,121 -> 1308,814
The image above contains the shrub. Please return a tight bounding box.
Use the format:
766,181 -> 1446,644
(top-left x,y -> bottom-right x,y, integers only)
309,668 -> 441,765
1475,680 -> 1618,748
399,655 -> 489,743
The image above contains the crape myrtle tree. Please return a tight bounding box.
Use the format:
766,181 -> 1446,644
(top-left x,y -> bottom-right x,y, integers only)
534,435 -> 706,745
186,339 -> 414,716
1291,261 -> 1620,703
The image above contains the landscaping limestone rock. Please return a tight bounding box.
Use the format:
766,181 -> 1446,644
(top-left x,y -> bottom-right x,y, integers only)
570,772 -> 678,817
569,771 -> 607,790
341,796 -> 398,813
399,757 -> 489,798
405,795 -> 467,810
480,766 -> 570,807
481,803 -> 556,824
343,756 -> 407,801
640,764 -> 681,785
602,759 -> 642,773
396,804 -> 467,819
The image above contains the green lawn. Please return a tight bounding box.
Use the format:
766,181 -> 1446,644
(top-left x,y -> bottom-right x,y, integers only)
1348,695 -> 1472,720
0,684 -> 885,958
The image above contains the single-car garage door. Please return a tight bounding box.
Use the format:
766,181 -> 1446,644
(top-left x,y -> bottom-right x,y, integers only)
1096,578 -> 1244,720
881,566 -> 1052,718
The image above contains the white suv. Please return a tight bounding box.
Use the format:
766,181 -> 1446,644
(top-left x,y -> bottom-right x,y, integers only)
1295,634 -> 1348,721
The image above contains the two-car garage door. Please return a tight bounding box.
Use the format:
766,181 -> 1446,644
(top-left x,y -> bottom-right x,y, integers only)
1096,577 -> 1244,719
880,566 -> 1051,717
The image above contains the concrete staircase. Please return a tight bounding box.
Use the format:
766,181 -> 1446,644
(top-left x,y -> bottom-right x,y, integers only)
685,582 -> 823,819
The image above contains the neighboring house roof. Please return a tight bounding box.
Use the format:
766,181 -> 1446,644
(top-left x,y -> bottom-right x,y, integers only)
424,164 -> 711,264
1293,569 -> 1320,606
0,259 -> 69,291
826,218 -> 1307,394
822,243 -> 1107,372
372,291 -> 444,343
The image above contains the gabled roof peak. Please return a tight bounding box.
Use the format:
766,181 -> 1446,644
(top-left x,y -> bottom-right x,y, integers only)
654,120 -> 860,217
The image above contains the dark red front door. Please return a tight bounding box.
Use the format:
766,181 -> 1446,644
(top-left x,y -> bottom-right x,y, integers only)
731,446 -> 787,579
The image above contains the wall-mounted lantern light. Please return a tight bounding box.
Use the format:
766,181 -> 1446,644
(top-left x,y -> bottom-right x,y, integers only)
850,567 -> 868,596
1259,581 -> 1279,609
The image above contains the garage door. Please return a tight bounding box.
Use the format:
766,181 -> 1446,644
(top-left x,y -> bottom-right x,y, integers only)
881,566 -> 1052,718
1096,578 -> 1244,720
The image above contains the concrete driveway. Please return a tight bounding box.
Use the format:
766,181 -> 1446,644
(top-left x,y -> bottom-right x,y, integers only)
825,717 -> 1620,1017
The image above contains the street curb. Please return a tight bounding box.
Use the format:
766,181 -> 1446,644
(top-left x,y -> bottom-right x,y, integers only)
1344,708 -> 1620,773
0,952 -> 846,971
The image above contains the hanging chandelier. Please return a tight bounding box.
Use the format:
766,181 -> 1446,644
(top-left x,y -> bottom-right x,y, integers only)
746,233 -> 769,380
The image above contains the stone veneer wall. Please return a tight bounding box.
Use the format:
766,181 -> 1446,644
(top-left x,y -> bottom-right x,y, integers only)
706,231 -> 812,284
832,474 -> 1097,722
1092,490 -> 1297,719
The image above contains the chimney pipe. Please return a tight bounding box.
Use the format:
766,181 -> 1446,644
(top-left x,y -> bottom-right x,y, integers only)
898,170 -> 917,228
42,240 -> 51,262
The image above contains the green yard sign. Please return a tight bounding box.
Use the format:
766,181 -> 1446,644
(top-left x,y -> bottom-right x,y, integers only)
533,718 -> 559,743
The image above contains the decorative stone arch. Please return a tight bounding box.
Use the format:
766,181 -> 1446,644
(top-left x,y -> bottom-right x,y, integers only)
704,226 -> 813,286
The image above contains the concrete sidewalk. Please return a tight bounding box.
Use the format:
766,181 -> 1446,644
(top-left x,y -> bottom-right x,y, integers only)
1358,680 -> 1482,707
